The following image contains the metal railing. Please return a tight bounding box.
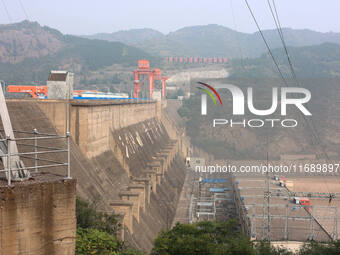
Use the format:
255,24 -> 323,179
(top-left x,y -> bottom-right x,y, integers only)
0,129 -> 71,185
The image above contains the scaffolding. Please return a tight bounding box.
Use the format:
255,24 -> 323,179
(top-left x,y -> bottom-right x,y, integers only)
232,175 -> 338,242
189,177 -> 233,222
247,203 -> 336,242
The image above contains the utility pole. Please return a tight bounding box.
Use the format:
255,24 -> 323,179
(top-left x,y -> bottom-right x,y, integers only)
262,133 -> 271,241
266,151 -> 271,242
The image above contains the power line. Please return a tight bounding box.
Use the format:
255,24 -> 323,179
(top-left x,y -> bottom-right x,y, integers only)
241,0 -> 338,237
0,0 -> 19,64
265,0 -> 336,197
243,0 -> 287,239
1,0 -> 12,23
267,0 -> 330,161
229,0 -> 246,71
244,0 -> 288,86
244,0 -> 332,164
244,0 -> 325,172
245,0 -> 331,164
270,0 -> 326,153
267,0 -> 296,82
18,0 -> 29,20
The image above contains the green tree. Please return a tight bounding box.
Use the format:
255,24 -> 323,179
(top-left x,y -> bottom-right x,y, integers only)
297,241 -> 340,255
76,198 -> 120,235
119,250 -> 147,255
76,227 -> 120,255
254,242 -> 293,255
151,220 -> 255,255
75,198 -> 146,255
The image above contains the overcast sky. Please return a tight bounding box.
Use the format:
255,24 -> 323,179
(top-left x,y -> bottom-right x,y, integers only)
0,0 -> 338,35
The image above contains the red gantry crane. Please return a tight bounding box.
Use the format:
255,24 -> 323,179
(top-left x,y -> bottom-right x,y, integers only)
132,60 -> 169,99
161,76 -> 169,99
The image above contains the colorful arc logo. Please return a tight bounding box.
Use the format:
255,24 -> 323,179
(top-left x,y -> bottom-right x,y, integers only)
197,82 -> 223,115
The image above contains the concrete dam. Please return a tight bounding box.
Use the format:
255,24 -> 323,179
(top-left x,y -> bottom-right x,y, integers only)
0,98 -> 191,253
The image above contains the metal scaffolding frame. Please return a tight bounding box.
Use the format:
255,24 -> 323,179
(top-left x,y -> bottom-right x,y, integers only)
189,176 -> 232,222
246,203 -> 337,241
232,174 -> 339,242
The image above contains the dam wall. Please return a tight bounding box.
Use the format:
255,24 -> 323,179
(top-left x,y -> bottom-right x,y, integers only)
0,172 -> 76,255
4,99 -> 189,253
35,100 -> 162,158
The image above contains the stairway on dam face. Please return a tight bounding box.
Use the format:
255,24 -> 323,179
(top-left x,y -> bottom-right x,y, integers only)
3,99 -> 189,253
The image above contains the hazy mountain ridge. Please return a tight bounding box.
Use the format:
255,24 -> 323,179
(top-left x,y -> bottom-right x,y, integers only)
85,24 -> 340,57
178,42 -> 340,159
230,42 -> 340,79
1,20 -> 340,84
0,21 -> 155,83
84,28 -> 164,45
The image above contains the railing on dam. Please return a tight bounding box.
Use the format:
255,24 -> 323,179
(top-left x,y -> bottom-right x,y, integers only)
70,98 -> 156,106
0,129 -> 71,185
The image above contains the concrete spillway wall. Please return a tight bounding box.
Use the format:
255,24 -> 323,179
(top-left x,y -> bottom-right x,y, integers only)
3,99 -> 189,253
36,100 -> 162,158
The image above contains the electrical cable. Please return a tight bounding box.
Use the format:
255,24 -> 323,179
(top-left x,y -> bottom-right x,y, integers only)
230,0 -> 246,71
268,0 -> 330,161
244,0 -> 288,86
244,0 -> 334,197
266,0 -> 335,194
18,0 -> 29,20
1,0 -> 12,23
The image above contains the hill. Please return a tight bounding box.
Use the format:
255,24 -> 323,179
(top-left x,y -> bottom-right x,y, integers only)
177,42 -> 340,160
83,28 -> 194,57
230,42 -> 340,79
86,24 -> 340,58
0,21 -> 156,83
84,28 -> 164,45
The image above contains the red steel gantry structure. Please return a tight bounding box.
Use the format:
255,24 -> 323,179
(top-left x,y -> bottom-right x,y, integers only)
7,85 -> 99,98
133,60 -> 169,99
7,85 -> 47,98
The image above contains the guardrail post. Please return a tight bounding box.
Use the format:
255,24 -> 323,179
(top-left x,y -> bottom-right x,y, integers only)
6,136 -> 11,186
66,131 -> 71,179
34,128 -> 38,172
